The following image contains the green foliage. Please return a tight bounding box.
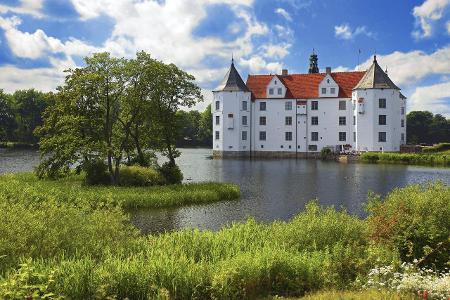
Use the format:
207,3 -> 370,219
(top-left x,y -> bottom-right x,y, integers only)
366,182 -> 450,269
119,165 -> 165,187
360,152 -> 450,166
82,159 -> 110,185
320,147 -> 333,160
300,289 -> 416,300
407,111 -> 450,145
422,143 -> 450,153
0,175 -> 447,299
159,162 -> 183,184
176,104 -> 212,147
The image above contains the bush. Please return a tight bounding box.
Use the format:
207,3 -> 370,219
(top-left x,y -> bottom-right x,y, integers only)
82,159 -> 110,185
119,165 -> 165,187
320,147 -> 333,160
159,162 -> 183,184
366,182 -> 450,270
422,143 -> 450,153
125,151 -> 158,167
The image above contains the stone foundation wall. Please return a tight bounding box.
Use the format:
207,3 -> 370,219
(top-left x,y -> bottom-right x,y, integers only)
213,151 -> 321,159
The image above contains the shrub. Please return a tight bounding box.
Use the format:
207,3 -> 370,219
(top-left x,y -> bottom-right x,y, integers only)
159,162 -> 183,184
422,143 -> 450,153
320,147 -> 333,160
118,165 -> 165,187
82,159 -> 110,185
360,152 -> 380,163
125,151 -> 158,167
366,182 -> 450,270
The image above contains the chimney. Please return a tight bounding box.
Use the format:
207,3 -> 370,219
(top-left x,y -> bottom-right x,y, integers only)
282,69 -> 288,76
326,67 -> 331,74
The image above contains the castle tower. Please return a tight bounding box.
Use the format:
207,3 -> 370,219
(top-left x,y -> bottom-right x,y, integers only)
212,59 -> 252,157
308,49 -> 319,73
353,55 -> 406,151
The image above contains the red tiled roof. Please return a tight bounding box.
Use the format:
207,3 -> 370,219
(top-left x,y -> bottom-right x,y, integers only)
246,71 -> 366,100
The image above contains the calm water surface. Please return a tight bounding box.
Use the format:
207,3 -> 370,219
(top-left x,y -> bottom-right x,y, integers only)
1,148 -> 449,233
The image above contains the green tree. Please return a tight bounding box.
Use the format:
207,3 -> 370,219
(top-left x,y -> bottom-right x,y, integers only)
12,89 -> 48,143
406,111 -> 434,144
198,104 -> 212,147
0,90 -> 16,141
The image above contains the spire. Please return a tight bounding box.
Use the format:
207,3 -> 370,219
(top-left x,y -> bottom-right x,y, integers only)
308,49 -> 319,74
354,56 -> 399,90
216,59 -> 250,92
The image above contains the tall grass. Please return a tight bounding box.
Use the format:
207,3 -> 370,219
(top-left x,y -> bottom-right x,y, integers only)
0,173 -> 240,209
360,152 -> 450,166
0,177 -> 448,299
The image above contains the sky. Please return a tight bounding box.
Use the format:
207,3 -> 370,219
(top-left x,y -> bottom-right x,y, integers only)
0,0 -> 449,116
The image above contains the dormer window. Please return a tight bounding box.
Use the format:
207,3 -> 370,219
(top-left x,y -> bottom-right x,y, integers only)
330,87 -> 335,94
278,88 -> 282,95
321,88 -> 326,94
327,79 -> 330,83
269,88 -> 274,95
275,80 -> 277,85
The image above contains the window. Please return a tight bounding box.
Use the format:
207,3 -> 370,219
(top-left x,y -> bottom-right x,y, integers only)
311,132 -> 318,141
378,132 -> 386,142
321,87 -> 326,94
228,113 -> 233,118
309,145 -> 317,151
311,101 -> 318,110
259,116 -> 266,126
379,98 -> 386,109
353,132 -> 356,142
215,116 -> 220,125
269,88 -> 274,95
401,107 -> 405,115
339,132 -> 346,142
215,131 -> 220,140
285,132 -> 292,141
259,102 -> 266,111
379,115 -> 386,125
215,101 -> 220,110
259,131 -> 266,141
339,116 -> 346,126
401,119 -> 405,127
242,131 -> 247,141
311,116 -> 318,125
401,133 -> 405,142
285,116 -> 292,125
331,87 -> 336,94
353,116 -> 356,125
278,88 -> 282,95
242,115 -> 247,126
339,100 -> 346,110
285,101 -> 292,110
242,101 -> 247,111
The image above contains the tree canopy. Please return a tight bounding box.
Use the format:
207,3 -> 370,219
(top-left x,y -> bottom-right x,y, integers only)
35,52 -> 203,184
407,111 -> 450,145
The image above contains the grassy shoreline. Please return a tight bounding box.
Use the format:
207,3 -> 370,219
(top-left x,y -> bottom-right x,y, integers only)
0,176 -> 448,299
360,151 -> 450,167
0,173 -> 240,209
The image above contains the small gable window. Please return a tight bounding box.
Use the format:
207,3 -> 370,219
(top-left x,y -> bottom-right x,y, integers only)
321,88 -> 326,94
330,87 -> 336,94
278,88 -> 282,95
269,88 -> 274,95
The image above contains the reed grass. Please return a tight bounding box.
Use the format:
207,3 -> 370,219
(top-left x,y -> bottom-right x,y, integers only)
360,152 -> 450,166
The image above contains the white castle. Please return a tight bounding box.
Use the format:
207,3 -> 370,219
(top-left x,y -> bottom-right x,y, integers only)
212,52 -> 407,157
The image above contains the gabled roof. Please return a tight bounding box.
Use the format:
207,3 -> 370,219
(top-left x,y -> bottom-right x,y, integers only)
215,60 -> 250,92
246,71 -> 365,99
354,56 -> 400,90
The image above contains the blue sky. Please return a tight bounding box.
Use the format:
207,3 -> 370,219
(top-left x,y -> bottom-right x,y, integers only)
0,0 -> 449,115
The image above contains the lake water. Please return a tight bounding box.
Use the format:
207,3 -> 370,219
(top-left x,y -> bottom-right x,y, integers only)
1,148 -> 449,233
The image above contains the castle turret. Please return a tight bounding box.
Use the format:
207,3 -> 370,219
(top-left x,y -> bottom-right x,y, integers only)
212,59 -> 252,157
308,49 -> 319,74
353,55 -> 406,152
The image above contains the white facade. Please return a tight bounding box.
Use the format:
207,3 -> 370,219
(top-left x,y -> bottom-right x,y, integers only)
213,57 -> 406,156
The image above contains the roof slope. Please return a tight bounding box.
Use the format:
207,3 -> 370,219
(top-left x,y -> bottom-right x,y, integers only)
215,61 -> 250,92
246,71 -> 365,99
354,56 -> 400,90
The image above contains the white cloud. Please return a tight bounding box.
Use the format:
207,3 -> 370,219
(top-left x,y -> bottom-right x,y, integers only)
447,20 -> 450,33
334,24 -> 374,40
260,43 -> 291,59
0,0 -> 44,18
357,46 -> 450,86
0,65 -> 65,93
0,16 -> 100,59
275,8 -> 292,21
412,0 -> 450,39
409,81 -> 450,117
240,55 -> 282,73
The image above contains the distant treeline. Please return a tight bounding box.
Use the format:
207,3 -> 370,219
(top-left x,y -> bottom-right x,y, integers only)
0,89 -> 212,148
1,89 -> 448,147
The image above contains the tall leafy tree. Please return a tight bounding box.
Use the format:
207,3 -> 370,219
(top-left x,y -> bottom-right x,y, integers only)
0,90 -> 17,141
198,104 -> 212,147
407,111 -> 450,145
